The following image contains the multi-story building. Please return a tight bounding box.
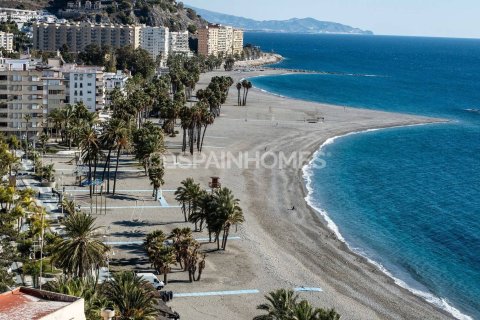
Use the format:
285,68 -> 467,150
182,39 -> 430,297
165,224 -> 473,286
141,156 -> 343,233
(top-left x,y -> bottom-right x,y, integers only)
140,26 -> 169,61
0,8 -> 39,27
104,70 -> 130,106
232,28 -> 244,55
33,22 -> 141,52
217,26 -> 233,56
198,24 -> 219,56
0,31 -> 13,52
169,31 -> 190,54
61,64 -> 105,112
198,24 -> 243,56
0,57 -> 66,136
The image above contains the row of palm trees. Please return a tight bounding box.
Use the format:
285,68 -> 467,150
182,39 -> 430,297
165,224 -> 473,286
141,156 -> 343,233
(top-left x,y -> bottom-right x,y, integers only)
174,178 -> 245,250
144,227 -> 206,284
254,289 -> 341,320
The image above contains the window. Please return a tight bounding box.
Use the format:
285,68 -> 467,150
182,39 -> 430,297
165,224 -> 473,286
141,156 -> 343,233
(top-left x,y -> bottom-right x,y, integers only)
0,75 -> 7,81
87,83 -> 92,86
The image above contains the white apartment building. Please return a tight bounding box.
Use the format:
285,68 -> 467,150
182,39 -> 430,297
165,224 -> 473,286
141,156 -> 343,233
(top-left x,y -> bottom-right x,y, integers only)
140,26 -> 169,61
62,65 -> 105,112
0,31 -> 13,52
217,26 -> 233,56
0,8 -> 39,27
104,70 -> 130,106
169,31 -> 190,54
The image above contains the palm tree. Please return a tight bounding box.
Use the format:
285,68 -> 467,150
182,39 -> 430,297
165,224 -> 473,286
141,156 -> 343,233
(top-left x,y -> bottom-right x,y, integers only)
242,80 -> 253,106
52,212 -> 110,278
167,227 -> 193,269
100,118 -> 129,194
44,276 -> 108,320
211,187 -> 244,250
236,82 -> 242,106
132,122 -> 165,176
79,127 -> 101,197
188,190 -> 212,232
38,132 -> 49,155
179,105 -> 192,153
254,289 -> 299,320
198,102 -> 214,152
102,272 -> 159,320
61,198 -> 77,215
148,154 -> 165,200
174,178 -> 201,223
144,230 -> 176,284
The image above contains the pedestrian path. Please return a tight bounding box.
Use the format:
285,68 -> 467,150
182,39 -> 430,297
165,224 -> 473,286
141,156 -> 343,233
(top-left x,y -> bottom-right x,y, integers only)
173,287 -> 323,298
80,204 -> 182,210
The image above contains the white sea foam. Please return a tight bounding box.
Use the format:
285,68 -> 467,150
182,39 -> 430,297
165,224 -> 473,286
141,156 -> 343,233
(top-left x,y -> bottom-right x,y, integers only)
302,127 -> 473,320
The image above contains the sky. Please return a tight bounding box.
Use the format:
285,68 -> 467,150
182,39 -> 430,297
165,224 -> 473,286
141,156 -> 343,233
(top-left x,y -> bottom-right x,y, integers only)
182,0 -> 480,38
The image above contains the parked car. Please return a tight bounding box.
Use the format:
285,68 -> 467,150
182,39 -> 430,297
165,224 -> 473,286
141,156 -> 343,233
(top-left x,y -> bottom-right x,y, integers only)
137,273 -> 165,290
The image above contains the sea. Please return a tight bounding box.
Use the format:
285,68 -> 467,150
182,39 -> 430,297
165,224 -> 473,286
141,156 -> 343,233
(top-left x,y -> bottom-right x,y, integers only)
244,32 -> 480,319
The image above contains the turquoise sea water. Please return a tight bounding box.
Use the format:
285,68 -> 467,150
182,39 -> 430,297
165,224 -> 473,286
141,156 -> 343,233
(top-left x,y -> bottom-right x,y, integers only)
245,33 -> 480,319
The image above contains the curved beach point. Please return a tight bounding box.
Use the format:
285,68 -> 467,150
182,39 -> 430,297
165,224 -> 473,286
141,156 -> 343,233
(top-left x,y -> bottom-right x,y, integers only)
162,66 -> 453,319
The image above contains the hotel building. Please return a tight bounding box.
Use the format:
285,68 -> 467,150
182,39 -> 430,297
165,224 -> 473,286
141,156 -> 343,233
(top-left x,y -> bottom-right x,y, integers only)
0,57 -> 66,135
198,24 -> 243,56
140,26 -> 169,60
32,22 -> 141,52
0,31 -> 13,52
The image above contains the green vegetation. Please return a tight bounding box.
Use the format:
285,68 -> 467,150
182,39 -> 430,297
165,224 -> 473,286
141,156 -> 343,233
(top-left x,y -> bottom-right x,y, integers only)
45,272 -> 160,319
0,21 -> 31,53
175,179 -> 244,251
254,289 -> 341,320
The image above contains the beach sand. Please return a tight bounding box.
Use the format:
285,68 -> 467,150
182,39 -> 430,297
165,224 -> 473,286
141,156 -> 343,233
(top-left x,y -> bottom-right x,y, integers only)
163,69 -> 453,319
49,67 -> 454,319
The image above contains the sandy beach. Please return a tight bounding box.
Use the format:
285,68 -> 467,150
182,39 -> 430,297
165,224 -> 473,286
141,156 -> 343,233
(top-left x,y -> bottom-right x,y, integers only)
46,66 -> 454,319
165,68 -> 453,319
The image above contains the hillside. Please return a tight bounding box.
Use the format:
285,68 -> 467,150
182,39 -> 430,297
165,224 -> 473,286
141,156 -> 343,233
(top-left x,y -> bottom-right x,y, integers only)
0,0 -> 208,31
190,6 -> 373,35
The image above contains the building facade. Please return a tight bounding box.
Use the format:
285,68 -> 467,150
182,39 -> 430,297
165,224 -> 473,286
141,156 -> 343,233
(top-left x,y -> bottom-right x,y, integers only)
33,22 -> 141,52
198,25 -> 219,56
61,65 -> 105,112
0,8 -> 39,26
104,70 -> 130,106
169,31 -> 190,54
0,58 -> 66,135
140,26 -> 169,60
217,26 -> 233,56
232,28 -> 244,55
0,31 -> 13,52
198,25 -> 243,56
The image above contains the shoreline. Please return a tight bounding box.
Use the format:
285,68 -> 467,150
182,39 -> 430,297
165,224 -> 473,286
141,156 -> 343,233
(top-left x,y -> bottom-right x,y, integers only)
167,67 -> 456,319
301,126 -> 470,320
245,66 -> 469,318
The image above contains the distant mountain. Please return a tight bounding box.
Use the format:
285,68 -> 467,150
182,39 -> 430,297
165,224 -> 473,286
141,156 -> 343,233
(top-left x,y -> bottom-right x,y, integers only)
188,6 -> 373,35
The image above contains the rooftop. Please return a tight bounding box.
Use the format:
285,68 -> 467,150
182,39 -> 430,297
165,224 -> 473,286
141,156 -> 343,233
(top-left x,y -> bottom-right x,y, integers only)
0,287 -> 84,320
